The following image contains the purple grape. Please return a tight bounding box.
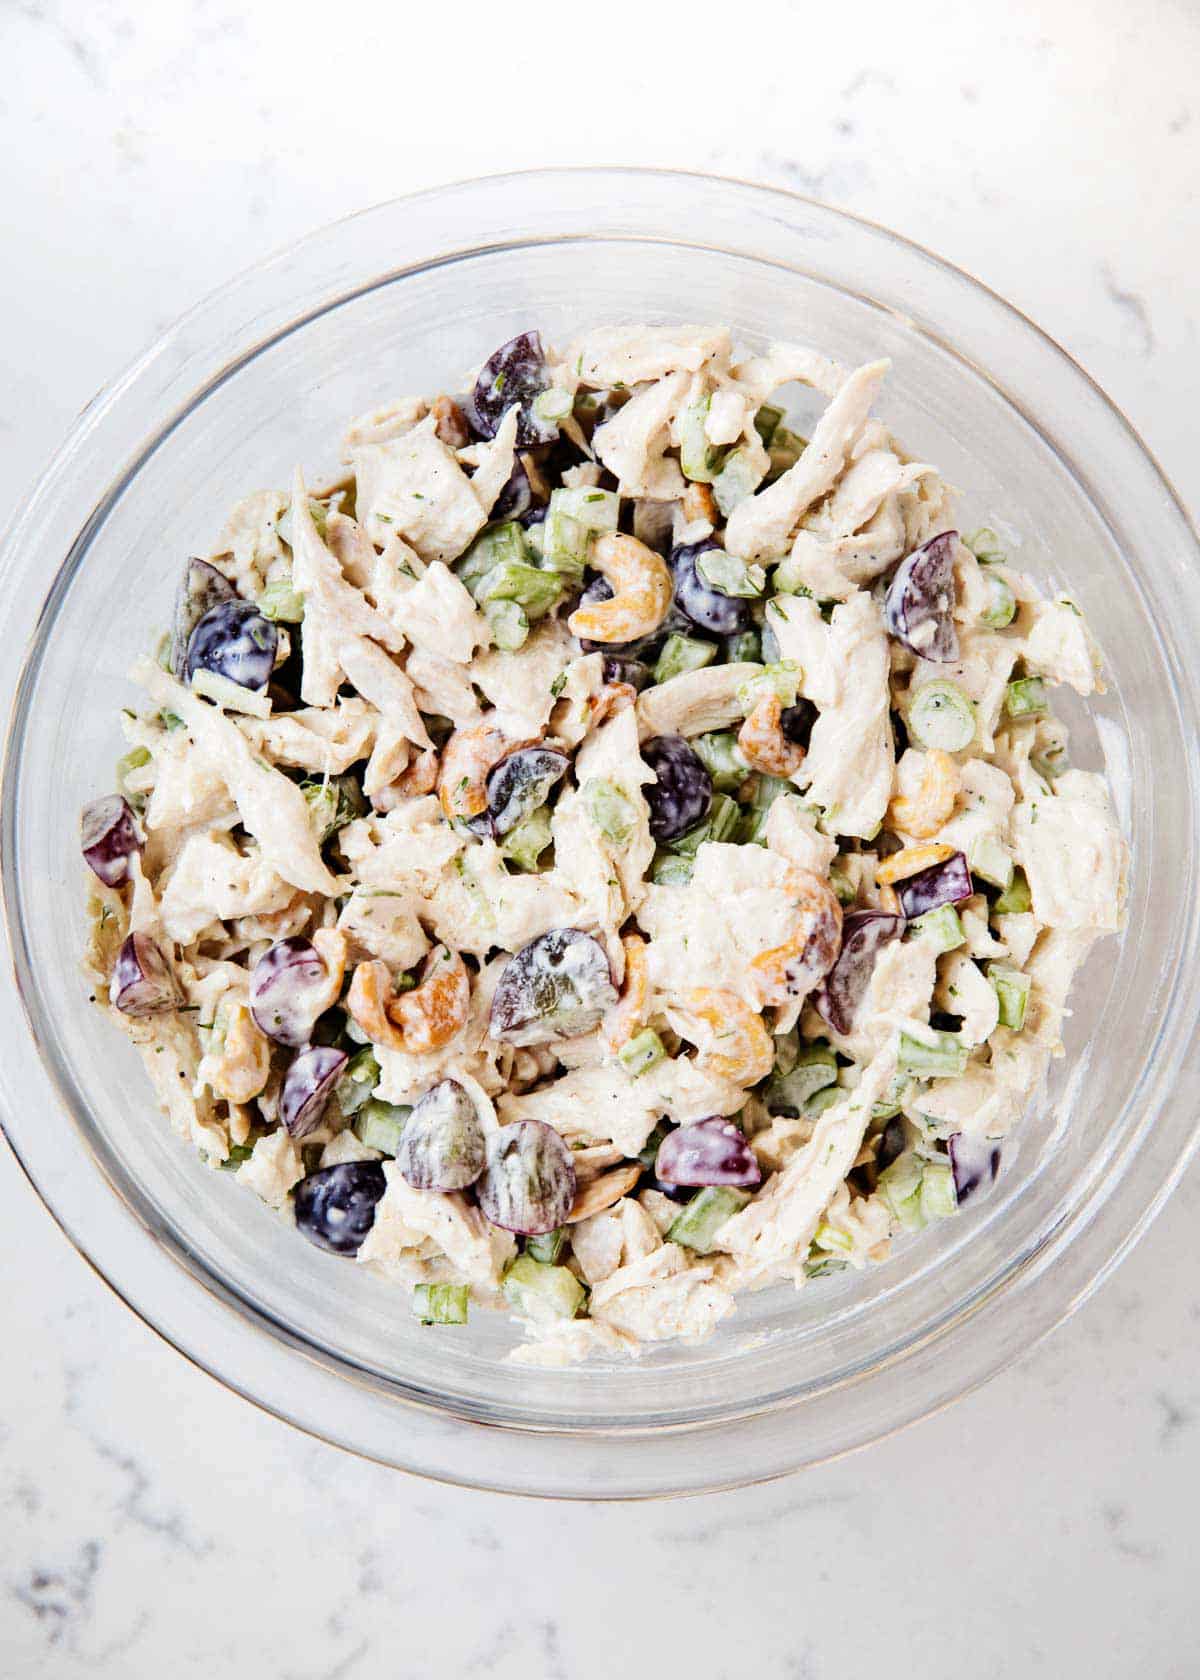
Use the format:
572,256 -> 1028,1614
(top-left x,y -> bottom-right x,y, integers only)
642,736 -> 713,841
185,599 -> 277,692
493,453 -> 550,522
655,1117 -> 762,1189
877,1116 -> 907,1171
280,1045 -> 349,1139
884,531 -> 960,662
947,1132 -> 1001,1205
476,1120 -> 576,1235
489,929 -> 618,1046
814,910 -> 905,1036
467,331 -> 558,448
897,851 -> 973,919
169,557 -> 237,677
396,1079 -> 486,1192
294,1160 -> 387,1255
481,746 -> 569,839
671,540 -> 754,636
109,932 -> 181,1017
602,655 -> 650,691
81,795 -> 143,887
249,937 -> 334,1047
780,698 -> 818,748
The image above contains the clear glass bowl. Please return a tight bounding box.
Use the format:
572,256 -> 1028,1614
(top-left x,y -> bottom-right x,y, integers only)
3,170 -> 1199,1498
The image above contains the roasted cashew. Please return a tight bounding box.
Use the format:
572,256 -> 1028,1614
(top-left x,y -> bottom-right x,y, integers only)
310,927 -> 348,1012
749,868 -> 843,1007
347,945 -> 470,1054
889,749 -> 959,839
209,1000 -> 272,1104
603,933 -> 649,1050
589,681 -> 638,727
685,987 -> 774,1087
875,842 -> 956,886
432,394 -> 471,449
395,746 -> 439,798
567,1163 -> 643,1223
737,692 -> 805,778
566,532 -> 672,644
681,482 -> 717,525
437,725 -> 509,821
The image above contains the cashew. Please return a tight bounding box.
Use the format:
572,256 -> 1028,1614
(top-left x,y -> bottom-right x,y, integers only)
347,945 -> 469,1054
566,532 -> 672,644
684,987 -> 774,1087
395,746 -> 439,798
737,692 -> 805,778
589,681 -> 638,728
437,725 -> 509,821
889,749 -> 960,839
567,1163 -> 643,1223
603,933 -> 649,1050
875,842 -> 956,885
209,1001 -> 271,1104
681,482 -> 717,525
432,394 -> 471,449
748,869 -> 843,1007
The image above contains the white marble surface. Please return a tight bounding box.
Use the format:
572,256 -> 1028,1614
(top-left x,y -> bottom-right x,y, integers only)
2,0 -> 1198,1672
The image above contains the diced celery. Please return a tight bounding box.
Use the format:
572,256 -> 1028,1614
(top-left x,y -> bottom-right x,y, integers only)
484,598 -> 529,651
754,403 -> 785,447
501,805 -> 553,871
750,774 -> 795,811
965,527 -> 1006,564
993,867 -> 1032,916
696,548 -> 766,599
829,861 -> 857,905
618,1028 -> 666,1078
712,448 -> 763,518
724,629 -> 762,664
679,394 -> 722,482
457,521 -> 531,594
651,852 -> 694,886
908,680 -> 976,752
872,1074 -> 910,1120
770,553 -> 816,596
667,1186 -> 752,1254
897,1029 -> 969,1079
336,1046 -> 380,1117
412,1283 -> 469,1325
691,731 -> 751,793
525,1227 -> 567,1265
301,773 -> 367,842
552,486 -> 620,531
911,903 -> 966,953
1004,676 -> 1049,719
222,1142 -> 256,1170
811,1220 -> 853,1254
532,387 -> 573,425
653,633 -> 718,685
116,745 -> 151,792
918,1162 -> 957,1224
583,777 -> 636,842
979,572 -> 1016,629
877,1152 -> 925,1230
353,1097 -> 410,1156
502,1255 -> 586,1322
968,832 -> 1014,892
806,1085 -> 844,1116
734,806 -> 771,845
258,573 -> 306,623
766,1044 -> 838,1114
737,660 -> 800,711
476,560 -> 562,618
988,964 -> 1031,1031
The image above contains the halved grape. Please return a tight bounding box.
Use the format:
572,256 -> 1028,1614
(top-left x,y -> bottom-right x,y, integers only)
671,540 -> 754,636
396,1079 -> 486,1192
81,795 -> 143,887
896,851 -> 973,919
602,654 -> 651,691
185,599 -> 278,692
169,557 -> 237,677
489,929 -> 618,1046
655,1117 -> 762,1189
476,1120 -> 576,1235
294,1160 -> 387,1255
642,736 -> 713,842
109,932 -> 181,1016
780,698 -> 818,748
483,746 -> 569,839
249,937 -> 334,1047
884,531 -> 960,662
814,911 -> 905,1036
279,1045 -> 349,1139
947,1132 -> 1001,1205
468,331 -> 558,447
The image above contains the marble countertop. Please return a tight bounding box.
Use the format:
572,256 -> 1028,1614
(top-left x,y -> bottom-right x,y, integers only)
2,1 -> 1197,1673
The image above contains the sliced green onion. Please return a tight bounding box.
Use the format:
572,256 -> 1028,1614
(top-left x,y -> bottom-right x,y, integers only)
691,731 -> 751,793
336,1046 -> 381,1117
968,832 -> 1014,892
583,777 -> 637,842
712,448 -> 763,518
525,1228 -> 567,1265
353,1097 -> 410,1156
754,403 -> 785,447
988,964 -> 1031,1031
502,1255 -> 586,1321
258,573 -> 306,623
766,1044 -> 838,1114
724,629 -> 762,664
993,867 -> 1032,916
484,598 -> 529,651
737,660 -> 800,712
651,852 -> 694,886
908,680 -> 976,752
666,1186 -> 752,1254
618,1028 -> 666,1078
501,805 -> 553,871
679,394 -> 722,483
1004,676 -> 1050,719
532,387 -> 573,425
412,1283 -> 469,1325
476,559 -> 562,618
653,633 -> 718,685
911,903 -> 967,953
979,572 -> 1016,629
897,1029 -> 969,1079
965,527 -> 1006,563
697,548 -> 765,599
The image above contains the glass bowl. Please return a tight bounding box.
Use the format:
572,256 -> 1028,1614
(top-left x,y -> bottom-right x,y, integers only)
2,169 -> 1198,1499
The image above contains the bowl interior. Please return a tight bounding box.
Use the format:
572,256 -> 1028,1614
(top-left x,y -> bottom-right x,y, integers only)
3,175 -> 1198,1475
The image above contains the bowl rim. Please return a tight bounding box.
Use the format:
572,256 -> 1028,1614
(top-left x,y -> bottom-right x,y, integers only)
3,165 -> 1199,1497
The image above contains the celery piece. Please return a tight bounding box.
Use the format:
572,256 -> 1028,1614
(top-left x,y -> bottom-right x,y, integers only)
872,1074 -> 910,1120
811,1220 -> 854,1255
222,1142 -> 256,1170
667,792 -> 740,857
583,777 -> 636,843
501,805 -> 553,871
988,964 -> 1031,1031
336,1046 -> 380,1117
457,520 -> 531,595
877,1152 -> 926,1231
502,1256 -> 586,1322
712,448 -> 762,518
691,731 -> 751,793
754,403 -> 785,447
679,394 -> 722,482
724,629 -> 762,665
696,547 -> 765,599
766,1046 -> 839,1114
541,508 -> 588,578
828,862 -> 857,906
979,572 -> 1016,630
532,387 -> 573,425
525,1227 -> 567,1265
911,904 -> 966,954
653,633 -> 718,685
908,680 -> 976,752
968,832 -> 1014,892
476,560 -> 562,618
412,1283 -> 469,1326
651,852 -> 694,886
667,1186 -> 752,1254
897,1029 -> 969,1079
353,1097 -> 410,1156
735,806 -> 770,846
750,773 -> 795,811
770,552 -> 816,596
116,745 -> 151,792
552,486 -> 620,531
484,598 -> 529,651
918,1162 -> 957,1223
258,573 -> 306,623
993,867 -> 1032,916
618,1028 -> 665,1079
1004,676 -> 1049,719
806,1086 -> 843,1116
737,660 -> 800,712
